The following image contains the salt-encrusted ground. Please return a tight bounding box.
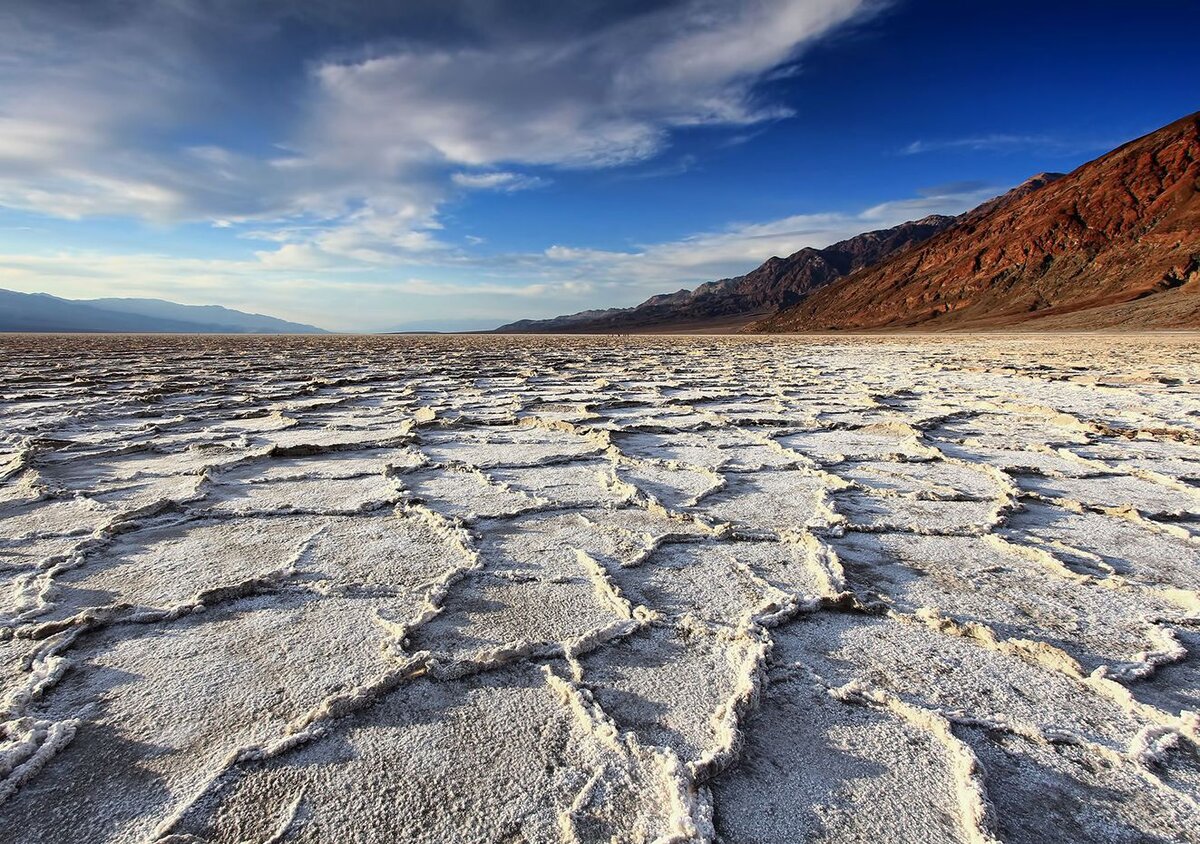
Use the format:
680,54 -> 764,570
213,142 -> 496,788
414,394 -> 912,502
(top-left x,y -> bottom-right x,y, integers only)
1,333 -> 1199,843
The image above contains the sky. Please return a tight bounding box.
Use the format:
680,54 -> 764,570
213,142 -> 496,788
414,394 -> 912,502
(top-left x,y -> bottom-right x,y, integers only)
0,1 -> 1195,332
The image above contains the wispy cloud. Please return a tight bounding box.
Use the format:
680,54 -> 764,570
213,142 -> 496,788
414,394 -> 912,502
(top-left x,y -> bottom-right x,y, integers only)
451,171 -> 548,191
900,133 -> 1114,156
2,0 -> 953,330
608,154 -> 699,182
0,0 -> 878,269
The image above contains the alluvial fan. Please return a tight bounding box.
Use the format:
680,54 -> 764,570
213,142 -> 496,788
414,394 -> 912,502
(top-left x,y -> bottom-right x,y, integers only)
1,333 -> 1199,843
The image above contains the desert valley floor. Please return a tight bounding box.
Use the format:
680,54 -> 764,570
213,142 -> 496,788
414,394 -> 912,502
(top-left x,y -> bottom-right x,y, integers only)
1,333 -> 1199,843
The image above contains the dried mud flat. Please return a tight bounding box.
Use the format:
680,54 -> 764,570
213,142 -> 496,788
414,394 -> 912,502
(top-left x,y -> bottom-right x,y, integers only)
2,333 -> 1199,844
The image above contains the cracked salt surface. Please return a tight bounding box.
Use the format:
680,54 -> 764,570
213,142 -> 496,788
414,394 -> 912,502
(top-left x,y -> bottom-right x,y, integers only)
1,333 -> 1199,843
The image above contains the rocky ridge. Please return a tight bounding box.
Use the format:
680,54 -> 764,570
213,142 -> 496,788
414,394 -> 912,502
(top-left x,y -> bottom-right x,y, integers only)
496,215 -> 956,333
749,112 -> 1200,332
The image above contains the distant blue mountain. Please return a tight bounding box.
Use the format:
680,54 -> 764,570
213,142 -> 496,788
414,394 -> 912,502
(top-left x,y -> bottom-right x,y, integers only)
0,289 -> 328,334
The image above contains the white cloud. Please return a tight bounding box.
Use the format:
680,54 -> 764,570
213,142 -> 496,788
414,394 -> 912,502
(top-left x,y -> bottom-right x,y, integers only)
901,134 -> 1051,155
0,178 -> 999,329
270,0 -> 874,265
451,171 -> 547,191
0,0 -> 876,266
388,278 -> 593,298
0,0 -> 915,329
900,134 -> 1115,157
306,1 -> 871,171
252,243 -> 340,271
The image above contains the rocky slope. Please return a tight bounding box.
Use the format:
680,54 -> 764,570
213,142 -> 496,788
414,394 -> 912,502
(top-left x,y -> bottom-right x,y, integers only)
749,112 -> 1200,332
496,215 -> 956,333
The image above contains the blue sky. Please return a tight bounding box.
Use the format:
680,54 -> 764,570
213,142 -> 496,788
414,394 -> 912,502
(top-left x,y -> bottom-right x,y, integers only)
0,0 -> 1195,331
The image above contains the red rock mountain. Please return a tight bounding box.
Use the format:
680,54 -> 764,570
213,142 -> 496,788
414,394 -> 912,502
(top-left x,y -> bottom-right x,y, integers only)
748,112 -> 1200,332
494,214 -> 955,333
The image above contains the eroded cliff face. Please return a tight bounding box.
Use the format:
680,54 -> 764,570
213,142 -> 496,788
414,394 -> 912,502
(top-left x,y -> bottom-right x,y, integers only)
750,112 -> 1200,332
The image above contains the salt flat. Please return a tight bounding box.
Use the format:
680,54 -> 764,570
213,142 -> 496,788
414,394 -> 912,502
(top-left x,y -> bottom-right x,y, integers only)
1,333 -> 1199,843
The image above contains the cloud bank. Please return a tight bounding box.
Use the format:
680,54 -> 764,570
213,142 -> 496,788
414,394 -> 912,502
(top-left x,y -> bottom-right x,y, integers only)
0,0 -> 944,328
0,180 -> 993,331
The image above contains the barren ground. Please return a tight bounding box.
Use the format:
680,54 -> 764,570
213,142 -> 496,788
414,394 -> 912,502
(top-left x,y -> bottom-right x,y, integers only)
2,333 -> 1199,843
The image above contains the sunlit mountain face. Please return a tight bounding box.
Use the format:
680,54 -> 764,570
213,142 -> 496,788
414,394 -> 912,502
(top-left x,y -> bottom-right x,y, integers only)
0,0 -> 1195,331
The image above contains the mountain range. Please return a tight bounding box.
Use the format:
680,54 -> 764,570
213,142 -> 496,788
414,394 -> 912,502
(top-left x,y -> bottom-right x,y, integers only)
495,215 -> 958,333
500,111 -> 1200,334
750,111 -> 1200,332
5,113 -> 1196,336
0,289 -> 327,334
